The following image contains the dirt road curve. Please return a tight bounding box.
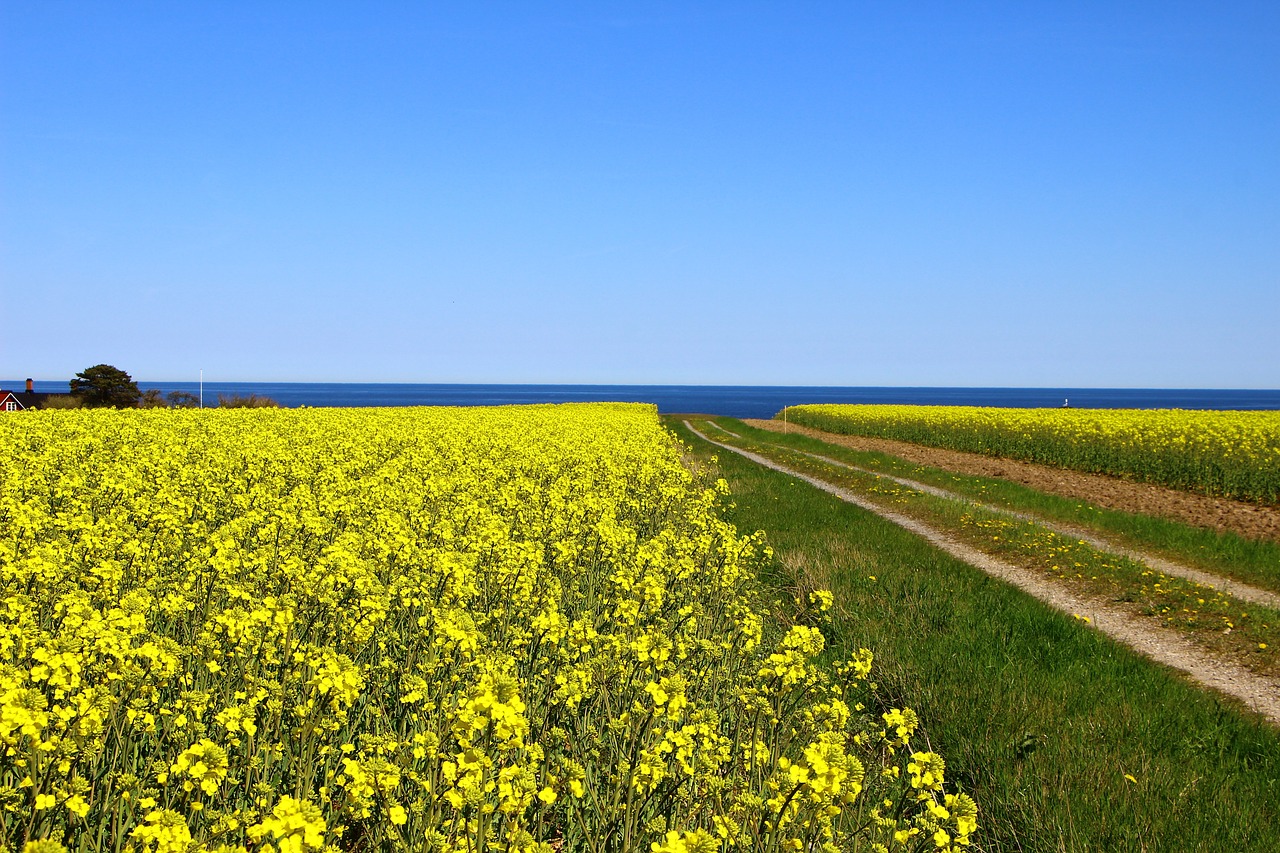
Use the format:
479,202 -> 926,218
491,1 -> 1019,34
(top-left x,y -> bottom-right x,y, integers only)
747,419 -> 1280,543
686,421 -> 1280,727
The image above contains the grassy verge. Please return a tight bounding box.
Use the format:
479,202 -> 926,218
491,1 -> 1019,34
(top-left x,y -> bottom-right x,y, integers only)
693,417 -> 1280,677
668,416 -> 1280,852
729,417 -> 1280,595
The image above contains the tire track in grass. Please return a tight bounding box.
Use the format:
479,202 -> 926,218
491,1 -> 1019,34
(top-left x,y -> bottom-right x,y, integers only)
685,420 -> 1280,726
764,440 -> 1280,611
748,417 -> 1280,543
701,420 -> 742,439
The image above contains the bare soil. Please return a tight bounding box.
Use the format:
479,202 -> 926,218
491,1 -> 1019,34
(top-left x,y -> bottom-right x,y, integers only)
746,419 -> 1280,543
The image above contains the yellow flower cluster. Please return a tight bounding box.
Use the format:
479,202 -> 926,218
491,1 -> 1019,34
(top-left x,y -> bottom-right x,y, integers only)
0,404 -> 973,851
785,404 -> 1280,504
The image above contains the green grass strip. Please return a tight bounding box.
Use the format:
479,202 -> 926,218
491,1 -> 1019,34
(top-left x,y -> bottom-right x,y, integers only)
698,419 -> 1280,676
726,417 -> 1280,595
668,417 -> 1280,853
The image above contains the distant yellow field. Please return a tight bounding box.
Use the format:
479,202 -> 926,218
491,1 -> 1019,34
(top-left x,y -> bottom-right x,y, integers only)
784,404 -> 1280,504
0,405 -> 972,852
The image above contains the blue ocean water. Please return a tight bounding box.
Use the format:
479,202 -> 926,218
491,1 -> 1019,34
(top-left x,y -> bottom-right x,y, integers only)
10,381 -> 1280,419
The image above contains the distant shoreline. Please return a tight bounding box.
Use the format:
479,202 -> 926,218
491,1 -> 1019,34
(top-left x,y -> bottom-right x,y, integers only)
8,382 -> 1279,418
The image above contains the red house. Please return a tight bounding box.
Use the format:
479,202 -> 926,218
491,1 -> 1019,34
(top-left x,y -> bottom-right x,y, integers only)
0,379 -> 62,411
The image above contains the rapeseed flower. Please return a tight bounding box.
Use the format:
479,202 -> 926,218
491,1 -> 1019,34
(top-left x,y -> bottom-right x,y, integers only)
0,404 -> 973,851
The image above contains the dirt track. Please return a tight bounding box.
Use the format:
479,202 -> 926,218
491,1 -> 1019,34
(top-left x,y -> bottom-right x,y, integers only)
687,421 -> 1280,726
746,419 -> 1280,543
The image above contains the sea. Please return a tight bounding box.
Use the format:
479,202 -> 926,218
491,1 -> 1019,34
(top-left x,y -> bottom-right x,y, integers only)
10,381 -> 1280,419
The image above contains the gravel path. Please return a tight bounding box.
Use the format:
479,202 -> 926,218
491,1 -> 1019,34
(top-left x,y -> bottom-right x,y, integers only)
714,418 -> 1280,608
748,419 -> 1280,542
778,445 -> 1280,611
684,420 -> 1280,726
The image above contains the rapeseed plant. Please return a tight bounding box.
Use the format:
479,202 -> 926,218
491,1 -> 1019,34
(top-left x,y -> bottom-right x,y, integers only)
786,404 -> 1280,504
1,405 -> 972,851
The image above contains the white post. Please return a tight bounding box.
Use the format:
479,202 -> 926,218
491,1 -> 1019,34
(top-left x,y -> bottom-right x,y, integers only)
199,370 -> 203,409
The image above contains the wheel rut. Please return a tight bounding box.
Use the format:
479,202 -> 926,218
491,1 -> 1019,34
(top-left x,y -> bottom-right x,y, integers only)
748,418 -> 1280,543
784,446 -> 1280,611
684,420 -> 1280,727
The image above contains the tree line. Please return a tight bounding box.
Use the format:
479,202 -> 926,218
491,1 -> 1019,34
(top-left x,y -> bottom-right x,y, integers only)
44,364 -> 279,409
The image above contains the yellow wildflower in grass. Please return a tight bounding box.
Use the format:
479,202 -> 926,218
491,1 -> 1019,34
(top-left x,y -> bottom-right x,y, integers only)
947,792 -> 979,837
908,752 -> 947,792
883,708 -> 920,745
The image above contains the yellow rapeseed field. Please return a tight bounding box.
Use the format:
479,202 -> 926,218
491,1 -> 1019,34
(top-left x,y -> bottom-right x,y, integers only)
0,404 -> 972,852
785,404 -> 1280,504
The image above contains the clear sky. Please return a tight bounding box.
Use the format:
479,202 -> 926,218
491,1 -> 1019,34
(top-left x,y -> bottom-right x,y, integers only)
2,2 -> 1277,387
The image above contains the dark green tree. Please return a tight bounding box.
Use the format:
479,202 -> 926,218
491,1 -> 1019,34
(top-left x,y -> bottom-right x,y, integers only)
138,389 -> 166,408
166,390 -> 200,409
69,364 -> 141,408
216,393 -> 279,408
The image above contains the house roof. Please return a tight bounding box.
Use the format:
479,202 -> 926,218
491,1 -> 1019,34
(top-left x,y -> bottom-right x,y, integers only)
0,391 -> 64,409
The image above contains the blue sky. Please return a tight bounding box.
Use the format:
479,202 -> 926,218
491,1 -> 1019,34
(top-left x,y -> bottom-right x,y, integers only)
3,2 -> 1277,387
